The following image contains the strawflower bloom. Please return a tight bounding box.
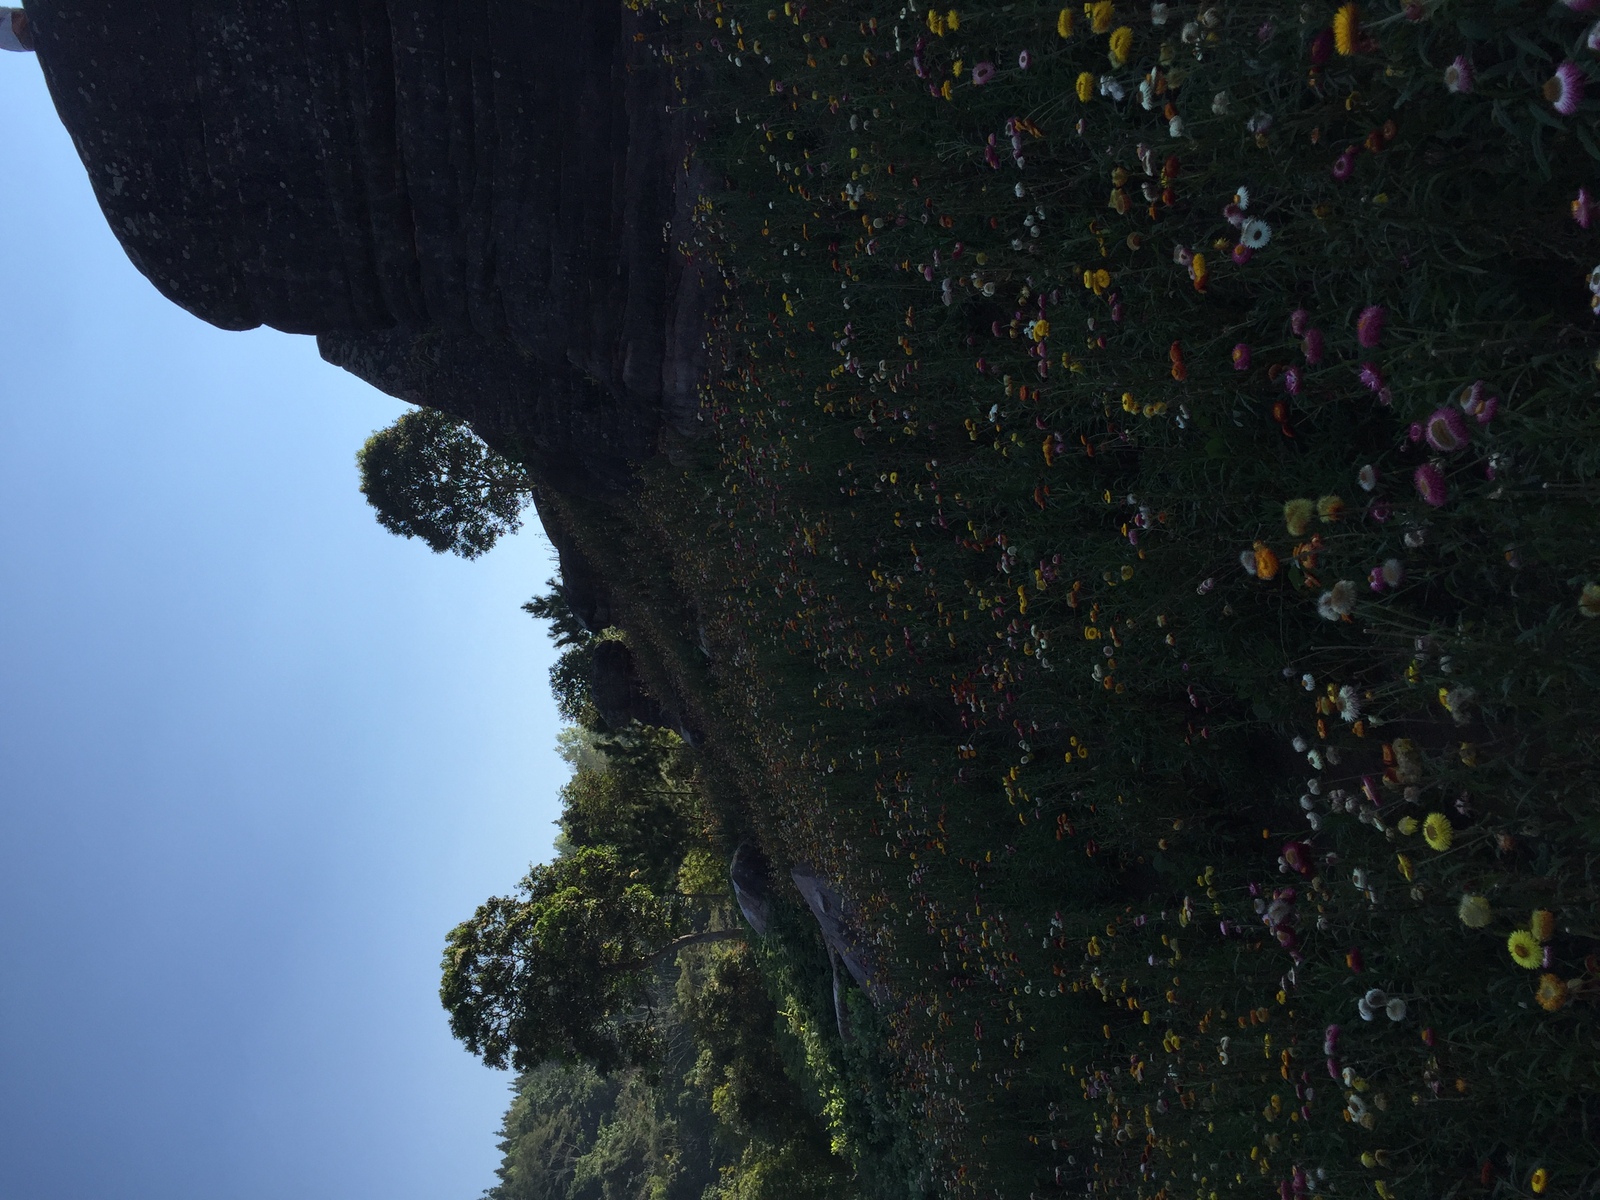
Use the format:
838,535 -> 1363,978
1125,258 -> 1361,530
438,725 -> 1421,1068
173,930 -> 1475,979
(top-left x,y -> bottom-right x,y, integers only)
1457,380 -> 1499,423
1333,147 -> 1358,180
1088,0 -> 1114,34
1580,582 -> 1600,618
1425,406 -> 1470,452
1423,812 -> 1454,851
1357,464 -> 1378,491
1545,61 -> 1585,117
1507,928 -> 1542,969
1574,187 -> 1595,229
1458,894 -> 1492,928
1108,26 -> 1133,66
1232,343 -> 1252,370
1058,8 -> 1074,37
1290,307 -> 1311,336
1531,909 -> 1557,942
1240,217 -> 1272,249
1283,365 -> 1302,394
1018,48 -> 1032,69
1317,580 -> 1357,620
1359,362 -> 1385,392
1414,463 -> 1447,507
1304,328 -> 1324,364
1531,1167 -> 1551,1195
1317,494 -> 1345,522
1357,304 -> 1385,348
1333,3 -> 1359,55
1284,498 -> 1315,536
1075,70 -> 1094,100
1443,55 -> 1473,95
973,61 -> 996,85
1590,20 -> 1600,51
1254,542 -> 1281,580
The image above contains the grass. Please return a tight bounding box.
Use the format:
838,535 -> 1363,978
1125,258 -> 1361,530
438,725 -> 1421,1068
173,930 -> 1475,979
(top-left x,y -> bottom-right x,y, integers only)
550,1 -> 1600,1195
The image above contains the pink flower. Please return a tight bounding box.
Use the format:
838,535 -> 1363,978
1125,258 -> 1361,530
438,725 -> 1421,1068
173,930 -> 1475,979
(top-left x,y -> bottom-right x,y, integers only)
1290,308 -> 1310,336
1443,55 -> 1473,95
1283,366 -> 1302,394
1017,49 -> 1032,70
1414,463 -> 1448,507
1304,328 -> 1325,365
1232,343 -> 1253,370
1332,148 -> 1357,180
1574,188 -> 1595,229
1426,406 -> 1469,452
1223,202 -> 1246,227
1232,243 -> 1253,264
1356,304 -> 1385,348
1358,362 -> 1385,392
972,61 -> 996,85
1546,61 -> 1585,117
1282,841 -> 1314,875
1458,380 -> 1499,423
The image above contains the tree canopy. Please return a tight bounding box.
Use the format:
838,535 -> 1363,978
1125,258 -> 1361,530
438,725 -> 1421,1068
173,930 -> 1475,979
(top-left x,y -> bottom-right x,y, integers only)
356,407 -> 530,558
441,846 -> 740,1073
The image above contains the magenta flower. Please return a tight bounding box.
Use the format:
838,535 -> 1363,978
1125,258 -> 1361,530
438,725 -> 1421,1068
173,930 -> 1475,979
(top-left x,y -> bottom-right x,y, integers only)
1443,55 -> 1473,95
1545,61 -> 1585,117
1424,407 -> 1469,452
1232,243 -> 1253,264
1332,148 -> 1357,180
972,61 -> 996,85
1414,463 -> 1448,507
1304,328 -> 1325,365
1290,307 -> 1310,336
1283,366 -> 1302,395
1358,362 -> 1385,392
1232,343 -> 1252,370
1458,380 -> 1499,424
1356,305 -> 1385,348
1574,188 -> 1594,229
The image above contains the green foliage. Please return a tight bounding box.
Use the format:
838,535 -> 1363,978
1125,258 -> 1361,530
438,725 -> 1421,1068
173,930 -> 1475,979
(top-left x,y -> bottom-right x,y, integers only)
356,407 -> 529,557
441,846 -> 680,1073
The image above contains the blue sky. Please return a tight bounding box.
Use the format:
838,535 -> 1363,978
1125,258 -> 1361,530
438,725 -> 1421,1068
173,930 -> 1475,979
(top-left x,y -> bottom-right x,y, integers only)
0,54 -> 562,1200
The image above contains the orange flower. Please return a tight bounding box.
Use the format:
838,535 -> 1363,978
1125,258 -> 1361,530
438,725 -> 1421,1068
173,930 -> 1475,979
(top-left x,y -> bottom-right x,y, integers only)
1253,542 -> 1280,580
1535,975 -> 1569,1013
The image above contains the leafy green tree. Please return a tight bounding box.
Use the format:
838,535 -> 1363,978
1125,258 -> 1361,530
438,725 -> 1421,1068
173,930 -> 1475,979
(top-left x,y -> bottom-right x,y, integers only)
356,408 -> 530,557
442,846 -> 744,1073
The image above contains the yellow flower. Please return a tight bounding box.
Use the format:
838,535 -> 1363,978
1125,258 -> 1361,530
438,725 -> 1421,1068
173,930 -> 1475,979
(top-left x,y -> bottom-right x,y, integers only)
1284,498 -> 1315,536
1422,812 -> 1454,852
1531,1167 -> 1551,1194
1397,816 -> 1419,835
1580,582 -> 1600,618
1396,853 -> 1414,882
952,58 -> 964,76
1316,494 -> 1345,523
1333,3 -> 1359,56
926,8 -> 946,35
1076,70 -> 1095,102
1086,0 -> 1114,34
946,9 -> 960,31
1253,542 -> 1280,581
1057,7 -> 1075,38
1508,928 -> 1542,970
1535,975 -> 1569,1013
1458,894 -> 1492,928
1530,909 -> 1556,942
1108,25 -> 1134,66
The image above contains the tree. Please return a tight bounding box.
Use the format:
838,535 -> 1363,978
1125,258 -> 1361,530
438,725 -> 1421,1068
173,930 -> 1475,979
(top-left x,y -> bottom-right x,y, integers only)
441,846 -> 743,1073
356,407 -> 531,558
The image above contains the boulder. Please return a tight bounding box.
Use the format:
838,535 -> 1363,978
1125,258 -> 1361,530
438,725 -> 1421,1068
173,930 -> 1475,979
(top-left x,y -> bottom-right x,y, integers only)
30,0 -> 707,493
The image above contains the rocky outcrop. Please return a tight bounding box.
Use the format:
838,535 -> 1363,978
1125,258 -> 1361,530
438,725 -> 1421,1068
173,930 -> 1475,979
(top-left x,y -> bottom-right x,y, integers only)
30,0 -> 706,493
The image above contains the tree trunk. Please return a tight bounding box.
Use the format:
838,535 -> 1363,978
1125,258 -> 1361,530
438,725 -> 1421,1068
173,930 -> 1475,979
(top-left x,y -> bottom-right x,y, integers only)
637,927 -> 745,970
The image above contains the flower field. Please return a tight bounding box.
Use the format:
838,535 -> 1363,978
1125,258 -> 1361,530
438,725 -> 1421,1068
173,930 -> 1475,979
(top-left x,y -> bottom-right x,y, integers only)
570,1 -> 1600,1195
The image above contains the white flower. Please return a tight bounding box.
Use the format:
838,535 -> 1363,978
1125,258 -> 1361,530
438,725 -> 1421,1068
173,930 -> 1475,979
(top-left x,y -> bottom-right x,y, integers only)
1181,20 -> 1200,43
1139,77 -> 1156,109
1151,2 -> 1171,25
1240,549 -> 1259,576
1357,464 -> 1378,491
1357,995 -> 1376,1021
1099,75 -> 1126,101
1211,90 -> 1231,115
1380,558 -> 1404,588
1385,997 -> 1407,1021
1337,685 -> 1361,722
1234,185 -> 1251,209
1240,217 -> 1272,249
1168,115 -> 1186,138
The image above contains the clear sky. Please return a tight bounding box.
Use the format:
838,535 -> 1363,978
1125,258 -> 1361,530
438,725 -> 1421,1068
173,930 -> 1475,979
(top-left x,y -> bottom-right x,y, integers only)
0,53 -> 563,1200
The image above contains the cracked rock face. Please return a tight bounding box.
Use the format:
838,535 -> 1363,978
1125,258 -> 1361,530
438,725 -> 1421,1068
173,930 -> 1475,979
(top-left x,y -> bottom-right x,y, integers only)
31,0 -> 706,491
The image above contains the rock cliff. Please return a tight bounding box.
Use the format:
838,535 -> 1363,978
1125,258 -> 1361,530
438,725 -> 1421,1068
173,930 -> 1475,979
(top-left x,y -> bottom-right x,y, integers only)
30,0 -> 706,492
